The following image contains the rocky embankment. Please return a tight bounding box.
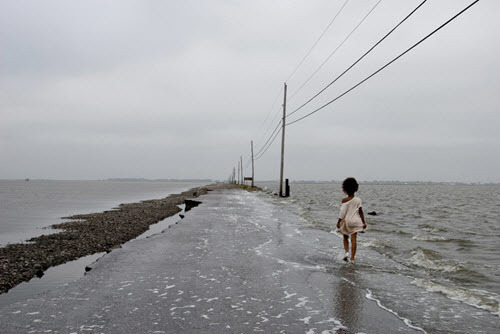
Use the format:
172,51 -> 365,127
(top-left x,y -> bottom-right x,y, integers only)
0,183 -> 233,294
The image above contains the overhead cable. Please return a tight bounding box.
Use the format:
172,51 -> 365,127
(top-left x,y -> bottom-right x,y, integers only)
287,0 -> 480,126
250,0 -> 351,158
246,119 -> 282,168
255,127 -> 282,161
255,86 -> 284,144
285,0 -> 351,83
287,0 -> 385,104
254,120 -> 282,157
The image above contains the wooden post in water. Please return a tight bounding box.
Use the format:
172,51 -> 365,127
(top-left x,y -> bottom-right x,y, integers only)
251,140 -> 255,188
279,83 -> 287,197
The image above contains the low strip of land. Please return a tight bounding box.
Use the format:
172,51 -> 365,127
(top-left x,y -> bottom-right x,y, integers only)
0,183 -> 232,294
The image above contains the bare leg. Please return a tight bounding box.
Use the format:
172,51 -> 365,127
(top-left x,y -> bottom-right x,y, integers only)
343,235 -> 349,261
350,233 -> 357,261
343,235 -> 349,253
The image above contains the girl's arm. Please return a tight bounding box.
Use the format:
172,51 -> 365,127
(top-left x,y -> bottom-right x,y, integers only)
359,207 -> 366,229
336,218 -> 342,228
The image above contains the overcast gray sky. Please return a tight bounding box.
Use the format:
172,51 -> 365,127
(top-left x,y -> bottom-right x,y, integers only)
1,0 -> 498,182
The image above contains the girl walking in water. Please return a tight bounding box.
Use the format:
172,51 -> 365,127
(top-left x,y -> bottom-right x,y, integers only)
337,177 -> 366,262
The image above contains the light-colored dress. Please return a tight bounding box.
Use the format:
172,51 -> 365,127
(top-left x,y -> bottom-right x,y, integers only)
337,196 -> 363,235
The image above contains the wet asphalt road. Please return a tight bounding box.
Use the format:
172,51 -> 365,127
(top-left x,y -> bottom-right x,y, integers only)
0,189 -> 422,333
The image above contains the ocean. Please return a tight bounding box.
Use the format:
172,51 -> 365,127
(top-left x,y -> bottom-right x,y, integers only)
0,179 -> 207,246
258,182 -> 500,332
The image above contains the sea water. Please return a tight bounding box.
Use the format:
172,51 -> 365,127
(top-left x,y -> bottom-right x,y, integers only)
0,179 -> 207,246
258,182 -> 500,333
0,180 -> 206,308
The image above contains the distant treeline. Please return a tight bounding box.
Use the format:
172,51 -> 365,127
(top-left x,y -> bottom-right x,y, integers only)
106,178 -> 213,182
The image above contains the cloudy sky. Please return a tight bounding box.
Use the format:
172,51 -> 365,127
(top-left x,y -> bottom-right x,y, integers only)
1,0 -> 498,182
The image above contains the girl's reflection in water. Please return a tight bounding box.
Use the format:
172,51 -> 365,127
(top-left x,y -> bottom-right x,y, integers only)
333,265 -> 363,332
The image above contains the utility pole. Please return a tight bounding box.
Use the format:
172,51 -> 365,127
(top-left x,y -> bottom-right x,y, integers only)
237,160 -> 240,185
240,156 -> 243,185
232,167 -> 235,184
279,82 -> 287,197
251,140 -> 254,188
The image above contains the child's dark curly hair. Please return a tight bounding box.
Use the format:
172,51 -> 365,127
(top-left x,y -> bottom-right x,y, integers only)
342,177 -> 359,195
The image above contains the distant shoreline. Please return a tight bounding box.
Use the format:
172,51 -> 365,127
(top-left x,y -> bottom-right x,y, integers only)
1,179 -> 497,186
257,180 -> 500,186
106,178 -> 213,182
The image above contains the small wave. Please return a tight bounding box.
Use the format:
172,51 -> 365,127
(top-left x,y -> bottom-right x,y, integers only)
297,214 -> 317,226
419,224 -> 446,233
409,249 -> 463,273
413,279 -> 500,316
361,239 -> 390,248
365,289 -> 427,333
412,234 -> 447,242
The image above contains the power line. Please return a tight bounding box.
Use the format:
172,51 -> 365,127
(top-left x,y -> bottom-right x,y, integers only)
287,0 -> 480,126
285,0 -> 351,83
257,104 -> 283,150
255,126 -> 282,161
249,0 -> 351,160
254,120 -> 282,157
287,0 -> 385,104
255,86 -> 283,143
252,0 -> 351,154
244,110 -> 283,170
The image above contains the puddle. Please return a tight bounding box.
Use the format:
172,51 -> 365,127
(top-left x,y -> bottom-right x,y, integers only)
134,204 -> 185,240
0,204 -> 188,310
0,252 -> 105,309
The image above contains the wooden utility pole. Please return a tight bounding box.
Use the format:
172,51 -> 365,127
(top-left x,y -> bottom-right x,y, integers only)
251,140 -> 255,187
279,83 -> 287,197
240,156 -> 243,185
237,160 -> 240,184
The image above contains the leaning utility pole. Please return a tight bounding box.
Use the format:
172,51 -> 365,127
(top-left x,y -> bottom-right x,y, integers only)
279,83 -> 287,197
251,140 -> 255,187
237,160 -> 240,185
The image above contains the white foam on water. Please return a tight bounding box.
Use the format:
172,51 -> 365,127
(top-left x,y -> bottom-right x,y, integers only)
412,234 -> 447,241
412,278 -> 500,316
295,297 -> 309,308
360,239 -> 388,248
253,239 -> 272,256
409,249 -> 461,273
298,316 -> 311,324
365,289 -> 427,333
169,305 -> 195,311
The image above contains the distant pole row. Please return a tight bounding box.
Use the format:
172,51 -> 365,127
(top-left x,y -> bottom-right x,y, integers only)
229,82 -> 288,196
229,144 -> 255,187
